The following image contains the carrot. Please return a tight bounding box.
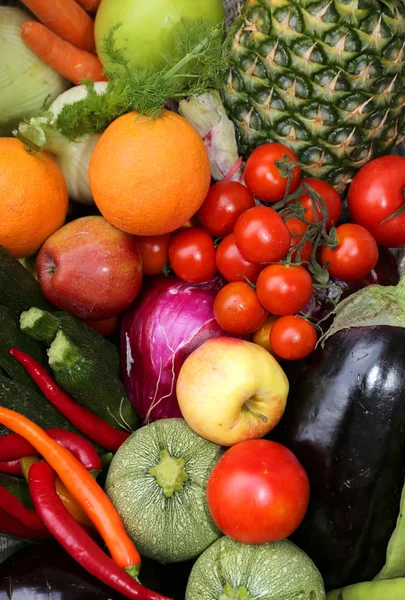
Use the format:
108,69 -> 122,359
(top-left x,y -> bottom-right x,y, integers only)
20,22 -> 108,85
20,0 -> 96,53
75,0 -> 102,12
0,407 -> 141,576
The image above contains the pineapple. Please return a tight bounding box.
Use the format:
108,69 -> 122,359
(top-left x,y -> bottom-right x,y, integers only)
223,0 -> 405,191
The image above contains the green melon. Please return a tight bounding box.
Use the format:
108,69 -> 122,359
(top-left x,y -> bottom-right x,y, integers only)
186,537 -> 326,600
105,418 -> 224,563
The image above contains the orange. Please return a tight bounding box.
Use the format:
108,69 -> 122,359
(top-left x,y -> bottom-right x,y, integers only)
0,138 -> 68,258
88,110 -> 211,236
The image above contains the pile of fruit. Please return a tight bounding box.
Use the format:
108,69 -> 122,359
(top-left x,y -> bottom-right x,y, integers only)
1,0 -> 405,599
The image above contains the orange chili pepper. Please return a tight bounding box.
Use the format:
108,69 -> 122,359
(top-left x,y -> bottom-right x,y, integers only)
20,457 -> 94,529
0,408 -> 140,576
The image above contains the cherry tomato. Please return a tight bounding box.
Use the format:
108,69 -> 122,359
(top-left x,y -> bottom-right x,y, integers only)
168,228 -> 217,284
216,234 -> 263,283
347,155 -> 405,247
320,223 -> 379,282
256,264 -> 313,316
252,315 -> 279,355
297,178 -> 342,230
270,315 -> 317,360
244,143 -> 301,203
285,217 -> 313,263
233,206 -> 291,265
207,439 -> 310,544
198,180 -> 255,238
136,234 -> 170,276
213,282 -> 268,335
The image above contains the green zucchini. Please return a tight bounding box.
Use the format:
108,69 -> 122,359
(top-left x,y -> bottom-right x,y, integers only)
47,331 -> 138,432
0,305 -> 48,391
0,246 -> 52,316
0,376 -> 78,438
20,307 -> 120,376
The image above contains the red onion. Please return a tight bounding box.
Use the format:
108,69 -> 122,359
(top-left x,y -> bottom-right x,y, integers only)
120,276 -> 229,423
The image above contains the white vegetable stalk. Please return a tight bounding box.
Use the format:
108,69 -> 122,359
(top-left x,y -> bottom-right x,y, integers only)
179,91 -> 243,181
16,83 -> 108,206
0,7 -> 70,137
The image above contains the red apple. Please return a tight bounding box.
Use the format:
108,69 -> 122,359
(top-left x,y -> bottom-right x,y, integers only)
37,216 -> 143,320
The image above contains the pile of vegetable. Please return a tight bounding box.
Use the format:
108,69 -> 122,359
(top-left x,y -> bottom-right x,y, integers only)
1,0 -> 405,598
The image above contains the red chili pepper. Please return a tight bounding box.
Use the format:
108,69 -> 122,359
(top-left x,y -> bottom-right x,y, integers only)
10,349 -> 129,452
28,461 -> 172,600
0,484 -> 49,536
0,460 -> 22,476
0,505 -> 49,539
0,429 -> 102,472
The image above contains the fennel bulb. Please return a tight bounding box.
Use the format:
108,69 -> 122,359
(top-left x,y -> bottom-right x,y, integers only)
18,83 -> 108,206
0,7 -> 70,136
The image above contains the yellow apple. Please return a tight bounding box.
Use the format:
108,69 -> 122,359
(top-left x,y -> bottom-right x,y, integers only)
176,337 -> 289,446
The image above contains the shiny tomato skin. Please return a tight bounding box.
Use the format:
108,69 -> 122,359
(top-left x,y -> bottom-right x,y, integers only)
244,143 -> 301,203
285,217 -> 313,263
270,315 -> 317,360
213,282 -> 268,336
320,223 -> 379,282
347,155 -> 405,247
168,227 -> 217,284
207,439 -> 310,544
198,180 -> 255,238
136,234 -> 170,276
216,234 -> 263,283
298,178 -> 342,230
233,206 -> 291,264
256,264 -> 313,315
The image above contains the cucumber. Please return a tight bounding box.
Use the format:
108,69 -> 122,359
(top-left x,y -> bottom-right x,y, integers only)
0,376 -> 78,438
48,331 -> 139,432
0,246 -> 52,316
21,307 -> 120,376
0,305 -> 48,391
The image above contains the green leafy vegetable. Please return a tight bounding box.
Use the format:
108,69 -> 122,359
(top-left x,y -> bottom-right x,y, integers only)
55,18 -> 228,140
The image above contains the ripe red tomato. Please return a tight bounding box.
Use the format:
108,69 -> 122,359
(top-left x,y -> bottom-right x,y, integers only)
198,180 -> 255,238
347,155 -> 405,247
168,228 -> 216,284
256,264 -> 313,315
270,315 -> 317,360
285,217 -> 313,263
207,439 -> 310,544
320,223 -> 379,282
244,143 -> 301,203
213,282 -> 268,335
233,206 -> 291,264
297,178 -> 342,230
216,234 -> 263,283
136,234 -> 170,276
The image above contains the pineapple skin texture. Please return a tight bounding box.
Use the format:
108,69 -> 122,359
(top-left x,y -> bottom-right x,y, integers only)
223,0 -> 405,191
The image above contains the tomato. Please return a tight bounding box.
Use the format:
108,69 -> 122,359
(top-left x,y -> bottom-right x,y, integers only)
297,178 -> 342,230
197,180 -> 255,238
168,228 -> 216,284
252,315 -> 279,354
213,282 -> 268,335
244,143 -> 301,203
207,439 -> 310,544
320,223 -> 379,282
256,264 -> 313,316
347,155 -> 405,247
216,234 -> 263,283
136,234 -> 170,276
285,217 -> 313,263
233,206 -> 291,264
270,315 -> 317,360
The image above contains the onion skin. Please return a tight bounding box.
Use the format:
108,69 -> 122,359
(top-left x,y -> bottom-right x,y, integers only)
120,276 -> 231,423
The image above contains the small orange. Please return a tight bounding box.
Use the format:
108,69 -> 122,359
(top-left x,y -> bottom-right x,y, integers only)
89,110 -> 211,236
0,138 -> 68,258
